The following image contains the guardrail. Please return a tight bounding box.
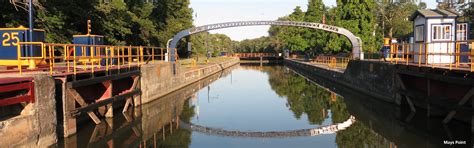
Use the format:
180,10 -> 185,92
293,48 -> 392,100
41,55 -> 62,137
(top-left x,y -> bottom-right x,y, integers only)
313,56 -> 351,69
233,53 -> 280,58
16,42 -> 174,75
366,41 -> 474,72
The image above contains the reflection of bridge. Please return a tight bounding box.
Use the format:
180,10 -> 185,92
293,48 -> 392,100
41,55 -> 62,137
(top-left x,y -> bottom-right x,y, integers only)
179,116 -> 356,138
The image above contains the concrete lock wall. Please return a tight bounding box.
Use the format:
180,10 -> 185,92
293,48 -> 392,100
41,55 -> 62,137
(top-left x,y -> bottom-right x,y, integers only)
342,60 -> 397,103
139,58 -> 240,105
138,70 -> 227,140
0,75 -> 57,147
285,59 -> 397,104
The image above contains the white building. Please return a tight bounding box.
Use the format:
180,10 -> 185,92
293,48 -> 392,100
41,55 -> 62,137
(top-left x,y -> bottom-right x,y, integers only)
409,9 -> 469,64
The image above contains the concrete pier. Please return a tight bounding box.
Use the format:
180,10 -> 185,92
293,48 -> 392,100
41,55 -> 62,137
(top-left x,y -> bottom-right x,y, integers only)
139,58 -> 239,105
139,65 -> 236,142
0,75 -> 57,147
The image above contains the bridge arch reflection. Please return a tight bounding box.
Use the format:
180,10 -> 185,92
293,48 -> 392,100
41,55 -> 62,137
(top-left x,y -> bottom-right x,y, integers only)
178,116 -> 356,138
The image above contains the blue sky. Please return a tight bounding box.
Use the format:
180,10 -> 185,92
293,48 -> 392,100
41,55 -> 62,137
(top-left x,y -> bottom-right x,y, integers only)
190,0 -> 437,41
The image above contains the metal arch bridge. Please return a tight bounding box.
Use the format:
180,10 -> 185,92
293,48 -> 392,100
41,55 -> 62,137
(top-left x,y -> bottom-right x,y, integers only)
169,21 -> 363,61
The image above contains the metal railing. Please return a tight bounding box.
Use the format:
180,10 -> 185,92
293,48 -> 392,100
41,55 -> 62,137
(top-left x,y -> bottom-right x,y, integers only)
16,42 -> 173,75
313,56 -> 351,69
233,53 -> 279,58
367,41 -> 474,72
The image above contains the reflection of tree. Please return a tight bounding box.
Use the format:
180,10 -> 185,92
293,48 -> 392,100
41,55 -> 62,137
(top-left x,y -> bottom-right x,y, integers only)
330,96 -> 350,123
262,66 -> 389,147
180,99 -> 196,123
335,121 -> 390,147
266,66 -> 351,125
157,129 -> 192,148
156,100 -> 195,148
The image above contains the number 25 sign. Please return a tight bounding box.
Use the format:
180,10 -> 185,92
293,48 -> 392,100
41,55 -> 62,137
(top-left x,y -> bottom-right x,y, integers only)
2,32 -> 20,46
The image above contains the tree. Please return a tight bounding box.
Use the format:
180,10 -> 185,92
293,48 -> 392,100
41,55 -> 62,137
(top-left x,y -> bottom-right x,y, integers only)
267,6 -> 309,52
325,7 -> 347,53
154,0 -> 194,54
376,1 -> 421,39
461,3 -> 474,38
93,1 -> 133,45
127,3 -> 160,46
1,0 -> 202,57
336,0 -> 379,52
304,0 -> 327,53
190,32 -> 235,57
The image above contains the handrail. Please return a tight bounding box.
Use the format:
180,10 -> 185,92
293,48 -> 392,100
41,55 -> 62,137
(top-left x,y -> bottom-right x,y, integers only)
233,53 -> 279,58
313,56 -> 351,69
16,42 -> 172,75
365,41 -> 473,72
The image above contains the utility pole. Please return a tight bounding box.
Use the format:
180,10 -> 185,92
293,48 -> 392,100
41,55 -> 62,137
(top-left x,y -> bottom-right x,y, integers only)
28,0 -> 33,56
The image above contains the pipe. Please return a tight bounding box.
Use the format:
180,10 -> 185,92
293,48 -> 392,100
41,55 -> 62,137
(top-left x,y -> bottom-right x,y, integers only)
28,0 -> 34,57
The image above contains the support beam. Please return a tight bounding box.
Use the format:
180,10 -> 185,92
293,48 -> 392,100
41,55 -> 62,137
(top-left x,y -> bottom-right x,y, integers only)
71,90 -> 140,117
103,81 -> 113,118
396,74 -> 416,112
443,87 -> 474,124
61,78 -> 77,137
67,71 -> 140,88
123,76 -> 139,113
67,89 -> 101,124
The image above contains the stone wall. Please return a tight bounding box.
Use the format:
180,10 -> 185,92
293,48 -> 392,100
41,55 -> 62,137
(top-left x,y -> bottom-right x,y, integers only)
139,58 -> 239,105
0,75 -> 57,147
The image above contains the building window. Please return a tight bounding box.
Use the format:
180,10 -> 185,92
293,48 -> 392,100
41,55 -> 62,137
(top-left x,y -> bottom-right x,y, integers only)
415,26 -> 424,42
432,25 -> 452,41
456,23 -> 468,41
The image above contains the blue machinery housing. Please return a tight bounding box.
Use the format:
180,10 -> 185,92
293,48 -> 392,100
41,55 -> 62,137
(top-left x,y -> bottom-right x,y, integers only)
0,27 -> 44,65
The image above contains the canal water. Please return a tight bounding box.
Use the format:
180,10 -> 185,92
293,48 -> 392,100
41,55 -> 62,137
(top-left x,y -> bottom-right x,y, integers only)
58,64 -> 472,148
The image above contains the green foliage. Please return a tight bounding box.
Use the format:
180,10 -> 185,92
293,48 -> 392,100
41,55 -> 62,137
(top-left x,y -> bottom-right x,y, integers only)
237,36 -> 273,53
267,66 -> 351,125
265,6 -> 310,53
189,32 -> 235,58
376,1 -> 423,39
0,0 -> 197,54
239,0 -> 381,53
93,1 -> 133,45
461,3 -> 474,38
304,0 -> 327,51
336,0 -> 379,52
237,0 -> 437,54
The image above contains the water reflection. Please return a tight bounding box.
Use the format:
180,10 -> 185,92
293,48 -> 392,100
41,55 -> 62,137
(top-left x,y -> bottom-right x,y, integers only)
265,66 -> 350,124
179,116 -> 356,138
57,64 -> 471,148
287,64 -> 473,148
264,66 -> 398,147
